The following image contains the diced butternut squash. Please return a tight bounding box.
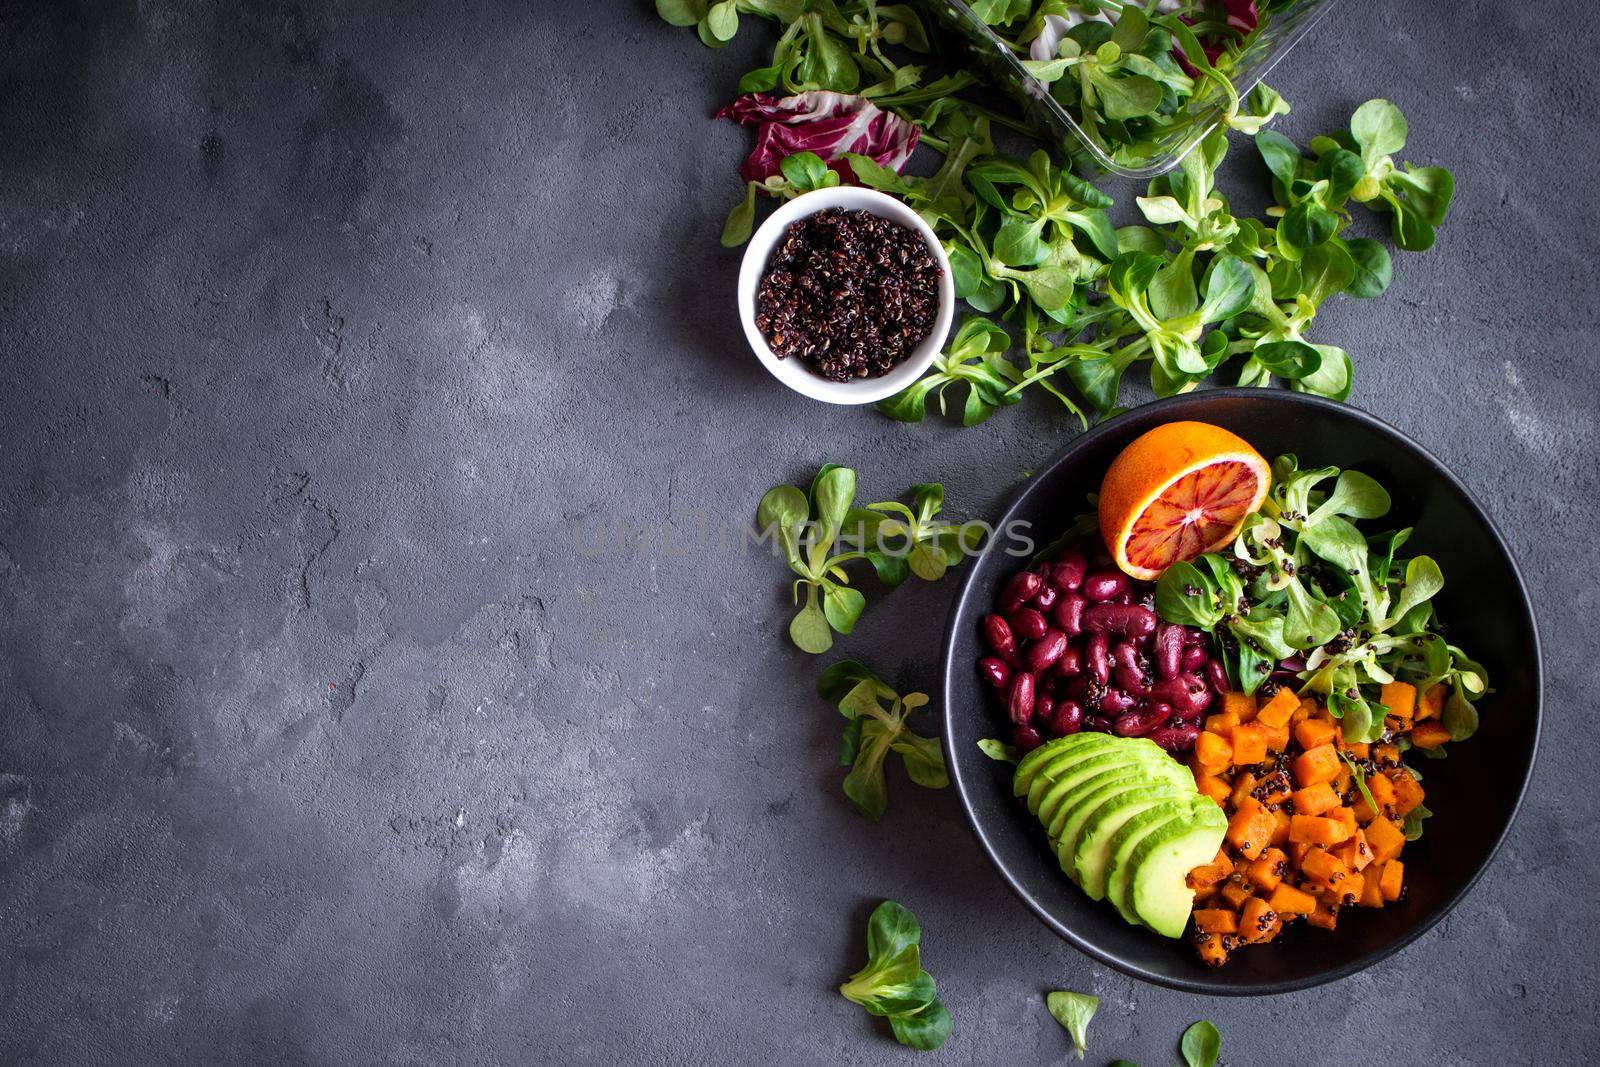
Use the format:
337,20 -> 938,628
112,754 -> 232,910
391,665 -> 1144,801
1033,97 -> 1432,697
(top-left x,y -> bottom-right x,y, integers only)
1418,683 -> 1446,721
1288,840 -> 1313,866
1332,830 -> 1374,872
1289,814 -> 1352,847
1194,908 -> 1239,935
1239,896 -> 1279,943
1267,806 -> 1290,847
1390,769 -> 1425,816
1294,718 -> 1336,751
1307,900 -> 1340,930
1261,723 -> 1291,754
1195,730 -> 1233,770
1365,773 -> 1397,811
1247,847 -> 1288,891
1231,723 -> 1270,766
1223,691 -> 1257,723
1226,798 -> 1275,860
1292,744 -> 1342,788
1257,773 -> 1292,806
1267,883 -> 1316,916
1300,847 -> 1351,890
1205,708 -> 1240,739
1372,742 -> 1401,766
1379,860 -> 1405,902
1380,681 -> 1417,724
1255,688 -> 1299,728
1187,850 -> 1233,891
1358,870 -> 1386,908
1230,771 -> 1258,810
1196,934 -> 1229,967
1409,721 -> 1452,749
1195,773 -> 1231,806
1219,879 -> 1252,908
1291,781 -> 1339,816
1328,806 -> 1358,839
1364,817 -> 1407,864
1290,697 -> 1319,724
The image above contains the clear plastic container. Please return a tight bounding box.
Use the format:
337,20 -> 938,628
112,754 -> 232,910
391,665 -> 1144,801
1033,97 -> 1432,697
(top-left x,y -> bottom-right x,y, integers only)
926,0 -> 1340,178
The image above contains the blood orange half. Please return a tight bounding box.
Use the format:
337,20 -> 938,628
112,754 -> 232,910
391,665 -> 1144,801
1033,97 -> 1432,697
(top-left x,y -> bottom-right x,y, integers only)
1097,421 -> 1270,581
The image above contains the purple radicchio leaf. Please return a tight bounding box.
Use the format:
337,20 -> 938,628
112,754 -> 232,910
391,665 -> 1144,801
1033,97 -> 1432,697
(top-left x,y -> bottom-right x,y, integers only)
716,91 -> 920,183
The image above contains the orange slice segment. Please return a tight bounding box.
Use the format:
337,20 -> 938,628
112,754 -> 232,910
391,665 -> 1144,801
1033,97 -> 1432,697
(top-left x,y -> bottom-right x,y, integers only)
1098,421 -> 1270,581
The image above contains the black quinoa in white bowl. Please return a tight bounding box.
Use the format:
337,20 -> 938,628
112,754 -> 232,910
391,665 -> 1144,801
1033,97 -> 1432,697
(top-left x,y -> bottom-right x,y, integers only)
737,187 -> 954,405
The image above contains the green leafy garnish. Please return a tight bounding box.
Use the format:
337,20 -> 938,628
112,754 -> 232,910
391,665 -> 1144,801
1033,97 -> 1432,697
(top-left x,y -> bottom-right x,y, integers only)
758,464 -> 869,654
1180,1019 -> 1222,1067
1046,990 -> 1098,1060
843,481 -> 984,585
977,738 -> 1018,764
1153,455 -> 1487,745
839,900 -> 951,1051
820,661 -> 947,821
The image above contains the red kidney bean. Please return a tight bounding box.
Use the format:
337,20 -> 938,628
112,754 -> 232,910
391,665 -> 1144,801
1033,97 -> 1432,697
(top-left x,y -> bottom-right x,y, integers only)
1149,672 -> 1211,716
1050,700 -> 1084,736
1181,644 -> 1209,671
1082,570 -> 1127,602
1155,623 -> 1185,680
1051,592 -> 1087,636
1085,715 -> 1115,733
1110,640 -> 1140,672
1148,722 -> 1201,752
1050,550 -> 1086,592
1064,674 -> 1099,708
1032,583 -> 1059,612
1114,701 -> 1173,738
982,614 -> 1020,666
1035,694 -> 1056,728
1085,632 -> 1111,686
1013,724 -> 1042,754
1000,571 -> 1043,613
1007,671 -> 1037,725
1183,628 -> 1209,646
977,656 -> 1010,689
1008,607 -> 1048,641
1114,665 -> 1150,697
1053,644 -> 1083,678
1099,686 -> 1136,715
1025,630 -> 1069,673
1204,658 -> 1230,695
1083,603 -> 1158,638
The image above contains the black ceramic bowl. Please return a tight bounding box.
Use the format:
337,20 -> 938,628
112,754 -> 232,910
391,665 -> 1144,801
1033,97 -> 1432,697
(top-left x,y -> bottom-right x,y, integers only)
941,391 -> 1540,994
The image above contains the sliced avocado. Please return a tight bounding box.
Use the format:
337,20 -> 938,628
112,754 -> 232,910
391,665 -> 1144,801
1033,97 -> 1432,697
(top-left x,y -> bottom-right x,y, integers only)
1129,804 -> 1229,938
1048,756 -> 1194,855
1032,753 -> 1173,833
1104,798 -> 1213,923
1024,737 -> 1180,815
1013,733 -> 1143,799
1073,785 -> 1192,900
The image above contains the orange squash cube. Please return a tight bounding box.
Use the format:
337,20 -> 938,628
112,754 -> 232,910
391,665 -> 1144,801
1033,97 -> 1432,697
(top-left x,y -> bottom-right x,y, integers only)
1194,730 -> 1233,770
1205,708 -> 1241,739
1196,934 -> 1229,966
1332,830 -> 1375,871
1292,781 -> 1339,817
1223,691 -> 1257,722
1289,814 -> 1352,847
1300,847 -> 1351,889
1247,847 -> 1288,891
1418,683 -> 1446,721
1195,774 -> 1232,806
1307,900 -> 1340,930
1294,718 -> 1336,751
1292,744 -> 1342,788
1231,723 -> 1270,766
1194,908 -> 1239,934
1358,870 -> 1386,908
1267,883 -> 1316,915
1255,688 -> 1299,727
1226,798 -> 1276,860
1239,896 -> 1279,942
1365,817 -> 1407,864
1390,769 -> 1425,816
1380,681 -> 1417,723
1378,860 -> 1405,902
1409,721 -> 1452,749
1219,879 -> 1252,908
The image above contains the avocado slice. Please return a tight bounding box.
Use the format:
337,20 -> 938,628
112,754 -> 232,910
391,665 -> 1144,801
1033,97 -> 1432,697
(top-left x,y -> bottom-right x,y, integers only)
1073,786 -> 1192,900
1023,736 -> 1182,816
1047,757 -> 1194,857
1032,754 -> 1175,837
1013,733 -> 1145,800
1104,798 -> 1214,923
1129,804 -> 1229,938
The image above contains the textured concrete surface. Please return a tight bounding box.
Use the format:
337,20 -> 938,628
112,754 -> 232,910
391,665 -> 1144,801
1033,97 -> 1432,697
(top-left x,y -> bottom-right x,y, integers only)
1,1 -> 1596,1064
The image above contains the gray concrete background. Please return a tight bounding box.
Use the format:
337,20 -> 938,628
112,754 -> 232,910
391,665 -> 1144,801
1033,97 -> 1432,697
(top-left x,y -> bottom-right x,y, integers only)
2,1 -> 1596,1064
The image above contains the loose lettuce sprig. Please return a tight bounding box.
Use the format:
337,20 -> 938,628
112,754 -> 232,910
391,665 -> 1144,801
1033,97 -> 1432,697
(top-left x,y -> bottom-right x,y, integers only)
839,900 -> 951,1050
819,660 -> 948,821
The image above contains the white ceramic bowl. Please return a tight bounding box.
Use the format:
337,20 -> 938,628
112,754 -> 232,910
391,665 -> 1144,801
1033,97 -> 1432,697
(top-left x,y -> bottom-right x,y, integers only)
737,186 -> 954,405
